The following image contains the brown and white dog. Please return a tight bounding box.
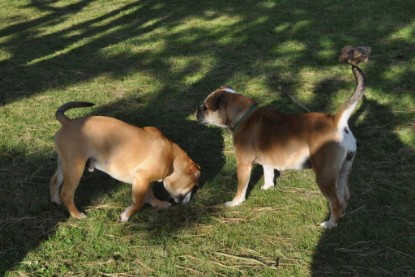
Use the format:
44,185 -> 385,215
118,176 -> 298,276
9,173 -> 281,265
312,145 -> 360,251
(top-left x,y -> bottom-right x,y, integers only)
50,102 -> 201,222
197,46 -> 370,228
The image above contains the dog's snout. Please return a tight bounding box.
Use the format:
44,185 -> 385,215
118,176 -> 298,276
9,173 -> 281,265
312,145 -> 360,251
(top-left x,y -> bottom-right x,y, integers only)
183,192 -> 192,204
175,191 -> 193,204
196,106 -> 203,121
196,104 -> 206,123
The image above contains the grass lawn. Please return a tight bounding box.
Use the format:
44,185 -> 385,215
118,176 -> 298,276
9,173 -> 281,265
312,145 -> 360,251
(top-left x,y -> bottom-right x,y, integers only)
1,0 -> 414,276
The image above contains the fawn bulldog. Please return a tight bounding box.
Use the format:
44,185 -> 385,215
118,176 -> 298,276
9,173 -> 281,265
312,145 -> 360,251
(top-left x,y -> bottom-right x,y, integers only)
197,46 -> 370,228
50,102 -> 201,222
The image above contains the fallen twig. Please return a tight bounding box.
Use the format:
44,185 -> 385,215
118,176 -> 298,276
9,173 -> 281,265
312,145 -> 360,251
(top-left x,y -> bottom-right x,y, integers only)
174,265 -> 204,275
134,258 -> 156,272
214,251 -> 279,269
280,86 -> 311,112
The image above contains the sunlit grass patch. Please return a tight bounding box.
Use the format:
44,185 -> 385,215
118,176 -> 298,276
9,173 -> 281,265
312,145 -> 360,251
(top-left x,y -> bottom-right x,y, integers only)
1,0 -> 414,276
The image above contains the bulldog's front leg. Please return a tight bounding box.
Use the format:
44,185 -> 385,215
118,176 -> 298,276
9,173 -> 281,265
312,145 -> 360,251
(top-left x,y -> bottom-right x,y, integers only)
145,186 -> 171,208
226,163 -> 252,207
119,177 -> 149,222
261,165 -> 275,190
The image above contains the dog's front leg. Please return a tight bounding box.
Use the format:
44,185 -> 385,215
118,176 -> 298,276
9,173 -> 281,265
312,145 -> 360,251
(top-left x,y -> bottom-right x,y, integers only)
145,186 -> 172,208
261,166 -> 275,190
119,177 -> 149,222
226,163 -> 252,207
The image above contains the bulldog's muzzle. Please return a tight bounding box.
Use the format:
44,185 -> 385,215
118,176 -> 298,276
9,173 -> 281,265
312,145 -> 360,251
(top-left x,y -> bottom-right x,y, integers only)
171,179 -> 202,204
196,105 -> 206,123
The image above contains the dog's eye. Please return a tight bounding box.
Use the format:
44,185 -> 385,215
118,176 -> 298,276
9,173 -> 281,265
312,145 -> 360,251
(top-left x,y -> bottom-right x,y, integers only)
203,105 -> 207,112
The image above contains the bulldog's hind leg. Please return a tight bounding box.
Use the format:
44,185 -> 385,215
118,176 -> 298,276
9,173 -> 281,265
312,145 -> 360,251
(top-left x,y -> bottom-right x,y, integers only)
50,162 -> 63,205
316,172 -> 343,229
145,186 -> 171,208
119,175 -> 150,222
226,163 -> 253,207
337,156 -> 354,217
60,158 -> 87,219
314,156 -> 345,229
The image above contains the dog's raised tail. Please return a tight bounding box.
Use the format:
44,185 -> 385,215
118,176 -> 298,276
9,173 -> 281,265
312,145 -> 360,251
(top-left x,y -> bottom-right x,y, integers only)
335,46 -> 371,129
56,101 -> 95,125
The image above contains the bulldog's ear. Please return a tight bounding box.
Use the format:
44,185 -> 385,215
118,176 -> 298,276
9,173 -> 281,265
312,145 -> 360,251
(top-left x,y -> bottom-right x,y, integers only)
188,163 -> 201,179
210,91 -> 228,111
219,85 -> 233,90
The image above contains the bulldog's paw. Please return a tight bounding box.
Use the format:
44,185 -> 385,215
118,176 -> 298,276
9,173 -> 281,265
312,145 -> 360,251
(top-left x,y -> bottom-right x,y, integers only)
51,195 -> 62,205
261,183 -> 274,190
225,198 -> 245,207
73,212 -> 87,219
320,220 -> 337,229
119,212 -> 129,223
154,201 -> 172,209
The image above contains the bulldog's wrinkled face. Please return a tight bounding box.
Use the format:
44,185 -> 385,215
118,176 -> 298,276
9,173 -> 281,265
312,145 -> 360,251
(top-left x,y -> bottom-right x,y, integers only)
196,86 -> 254,129
163,160 -> 201,204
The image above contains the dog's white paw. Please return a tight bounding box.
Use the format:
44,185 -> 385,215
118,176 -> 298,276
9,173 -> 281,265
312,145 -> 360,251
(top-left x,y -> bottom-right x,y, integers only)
51,195 -> 62,205
261,183 -> 274,190
320,220 -> 337,229
119,212 -> 129,223
225,198 -> 245,207
79,213 -> 87,219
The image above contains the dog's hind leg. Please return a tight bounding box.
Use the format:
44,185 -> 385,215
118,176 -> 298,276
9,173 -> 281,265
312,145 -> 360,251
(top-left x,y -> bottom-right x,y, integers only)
312,150 -> 346,228
337,156 -> 355,217
60,157 -> 87,219
261,166 -> 275,190
50,162 -> 63,205
316,172 -> 343,229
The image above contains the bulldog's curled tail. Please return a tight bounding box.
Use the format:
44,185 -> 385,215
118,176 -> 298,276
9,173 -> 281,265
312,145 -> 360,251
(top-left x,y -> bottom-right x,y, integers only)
334,46 -> 371,129
56,101 -> 95,125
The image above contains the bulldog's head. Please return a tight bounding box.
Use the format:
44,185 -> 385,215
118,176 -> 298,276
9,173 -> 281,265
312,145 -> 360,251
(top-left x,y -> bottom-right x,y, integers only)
163,148 -> 201,204
196,86 -> 256,129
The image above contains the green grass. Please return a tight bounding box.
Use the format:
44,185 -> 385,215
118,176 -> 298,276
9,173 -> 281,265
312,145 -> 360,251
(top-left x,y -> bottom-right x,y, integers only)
1,0 -> 414,276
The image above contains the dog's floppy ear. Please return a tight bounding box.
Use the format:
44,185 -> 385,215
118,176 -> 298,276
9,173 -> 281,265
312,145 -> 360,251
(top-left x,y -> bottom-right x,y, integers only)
219,85 -> 233,90
210,90 -> 228,111
188,163 -> 201,179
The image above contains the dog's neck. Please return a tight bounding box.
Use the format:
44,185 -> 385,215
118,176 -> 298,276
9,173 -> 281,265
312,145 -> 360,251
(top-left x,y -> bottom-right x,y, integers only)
230,103 -> 259,132
168,143 -> 189,175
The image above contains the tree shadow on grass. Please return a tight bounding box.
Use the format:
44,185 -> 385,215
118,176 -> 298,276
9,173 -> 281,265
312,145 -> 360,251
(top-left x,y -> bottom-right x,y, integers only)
0,150 -> 67,272
1,0 -> 415,275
